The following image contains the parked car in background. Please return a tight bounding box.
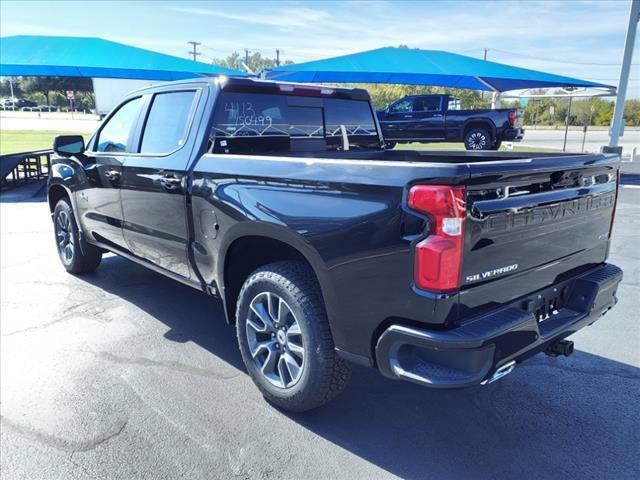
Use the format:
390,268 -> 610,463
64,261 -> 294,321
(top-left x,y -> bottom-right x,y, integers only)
48,78 -> 621,412
377,94 -> 524,150
15,98 -> 38,109
0,98 -> 39,110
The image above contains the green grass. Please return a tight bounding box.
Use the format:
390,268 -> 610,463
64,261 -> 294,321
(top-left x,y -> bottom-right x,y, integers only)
395,142 -> 560,153
0,130 -> 88,155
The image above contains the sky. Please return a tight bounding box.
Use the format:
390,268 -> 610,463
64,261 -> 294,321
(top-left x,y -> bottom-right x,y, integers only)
1,0 -> 638,95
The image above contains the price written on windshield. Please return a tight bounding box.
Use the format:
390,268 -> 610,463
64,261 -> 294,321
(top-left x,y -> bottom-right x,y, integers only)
225,102 -> 273,130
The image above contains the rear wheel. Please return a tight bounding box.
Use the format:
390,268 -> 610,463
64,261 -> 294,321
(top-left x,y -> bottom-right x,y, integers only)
235,261 -> 351,412
464,127 -> 492,150
53,198 -> 102,274
490,139 -> 502,150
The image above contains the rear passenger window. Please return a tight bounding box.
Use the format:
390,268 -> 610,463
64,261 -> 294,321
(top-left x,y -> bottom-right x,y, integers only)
96,97 -> 143,153
140,91 -> 196,154
419,97 -> 442,111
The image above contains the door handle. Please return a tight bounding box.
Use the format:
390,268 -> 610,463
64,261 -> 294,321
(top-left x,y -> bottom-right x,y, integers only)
104,169 -> 120,181
160,173 -> 182,190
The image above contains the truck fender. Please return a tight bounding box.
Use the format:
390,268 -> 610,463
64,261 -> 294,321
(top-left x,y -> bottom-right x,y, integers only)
462,118 -> 497,139
47,173 -> 92,256
215,222 -> 338,328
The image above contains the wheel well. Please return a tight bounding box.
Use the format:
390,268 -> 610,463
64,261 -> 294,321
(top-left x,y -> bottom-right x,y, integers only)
464,121 -> 493,139
223,236 -> 317,323
48,185 -> 69,212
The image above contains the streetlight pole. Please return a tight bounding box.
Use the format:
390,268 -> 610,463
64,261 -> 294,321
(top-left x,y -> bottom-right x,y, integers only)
608,0 -> 639,150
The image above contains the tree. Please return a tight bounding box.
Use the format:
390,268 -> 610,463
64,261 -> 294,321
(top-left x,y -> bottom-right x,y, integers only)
0,77 -> 24,98
21,76 -> 93,106
624,99 -> 640,126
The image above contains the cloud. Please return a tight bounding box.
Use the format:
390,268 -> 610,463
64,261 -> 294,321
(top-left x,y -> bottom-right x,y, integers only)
167,5 -> 332,28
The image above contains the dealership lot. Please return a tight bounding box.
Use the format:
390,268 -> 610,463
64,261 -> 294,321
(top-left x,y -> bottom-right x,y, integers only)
1,186 -> 638,480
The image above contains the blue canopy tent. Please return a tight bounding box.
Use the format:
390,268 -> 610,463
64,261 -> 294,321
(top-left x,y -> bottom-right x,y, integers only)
265,47 -> 614,93
0,35 -> 245,80
0,36 -> 247,182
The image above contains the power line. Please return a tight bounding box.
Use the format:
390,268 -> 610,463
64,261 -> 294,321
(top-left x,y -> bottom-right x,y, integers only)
187,41 -> 201,61
490,48 -> 638,67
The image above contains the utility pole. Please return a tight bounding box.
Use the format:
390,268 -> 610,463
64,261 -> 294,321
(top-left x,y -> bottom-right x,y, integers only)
275,49 -> 280,67
187,41 -> 201,61
608,0 -> 639,150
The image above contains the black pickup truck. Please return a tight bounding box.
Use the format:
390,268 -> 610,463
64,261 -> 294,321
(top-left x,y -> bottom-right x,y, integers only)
377,94 -> 524,150
48,78 -> 621,412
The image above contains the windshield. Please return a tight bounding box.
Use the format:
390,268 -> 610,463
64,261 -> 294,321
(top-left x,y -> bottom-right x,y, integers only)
210,92 -> 380,154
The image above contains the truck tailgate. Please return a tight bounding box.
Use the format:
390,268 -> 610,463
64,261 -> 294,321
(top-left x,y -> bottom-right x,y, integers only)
462,154 -> 619,300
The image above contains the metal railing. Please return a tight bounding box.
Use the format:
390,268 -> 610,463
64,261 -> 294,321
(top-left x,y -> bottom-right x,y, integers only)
1,149 -> 53,190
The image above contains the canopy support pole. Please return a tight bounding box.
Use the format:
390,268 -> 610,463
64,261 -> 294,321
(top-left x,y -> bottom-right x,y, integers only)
609,0 -> 639,149
475,77 -> 501,109
491,92 -> 501,109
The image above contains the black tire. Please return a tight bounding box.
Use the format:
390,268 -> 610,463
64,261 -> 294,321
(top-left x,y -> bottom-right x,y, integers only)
490,139 -> 502,150
464,127 -> 492,150
235,261 -> 351,412
53,198 -> 102,274
385,141 -> 397,150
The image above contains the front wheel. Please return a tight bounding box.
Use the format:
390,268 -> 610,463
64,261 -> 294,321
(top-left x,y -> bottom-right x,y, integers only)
464,128 -> 492,150
53,198 -> 102,273
235,261 -> 351,412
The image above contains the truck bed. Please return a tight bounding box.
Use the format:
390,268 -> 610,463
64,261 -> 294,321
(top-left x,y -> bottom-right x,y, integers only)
274,149 -> 593,164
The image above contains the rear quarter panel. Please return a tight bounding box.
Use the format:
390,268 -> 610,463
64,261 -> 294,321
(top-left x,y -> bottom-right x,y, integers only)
189,153 -> 467,362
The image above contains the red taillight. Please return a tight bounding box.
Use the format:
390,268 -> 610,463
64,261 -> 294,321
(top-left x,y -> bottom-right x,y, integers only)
408,185 -> 466,293
508,110 -> 517,126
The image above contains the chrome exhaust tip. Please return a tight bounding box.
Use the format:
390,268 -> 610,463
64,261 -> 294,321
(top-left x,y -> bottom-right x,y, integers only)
481,360 -> 516,385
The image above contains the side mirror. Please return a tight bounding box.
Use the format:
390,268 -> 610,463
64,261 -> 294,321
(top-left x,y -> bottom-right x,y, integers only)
53,135 -> 85,156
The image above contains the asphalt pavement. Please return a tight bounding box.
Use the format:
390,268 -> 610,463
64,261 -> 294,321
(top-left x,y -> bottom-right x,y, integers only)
1,185 -> 639,480
518,128 -> 639,157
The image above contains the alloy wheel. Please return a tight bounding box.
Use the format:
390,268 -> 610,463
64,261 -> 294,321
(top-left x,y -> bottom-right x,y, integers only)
55,210 -> 74,264
245,291 -> 305,389
468,132 -> 487,150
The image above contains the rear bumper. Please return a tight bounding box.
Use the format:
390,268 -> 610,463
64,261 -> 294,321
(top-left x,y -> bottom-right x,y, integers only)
502,127 -> 524,141
375,263 -> 622,388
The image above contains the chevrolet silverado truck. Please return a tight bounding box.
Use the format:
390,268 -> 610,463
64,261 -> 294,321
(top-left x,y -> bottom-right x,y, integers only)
48,77 -> 621,412
377,93 -> 524,150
